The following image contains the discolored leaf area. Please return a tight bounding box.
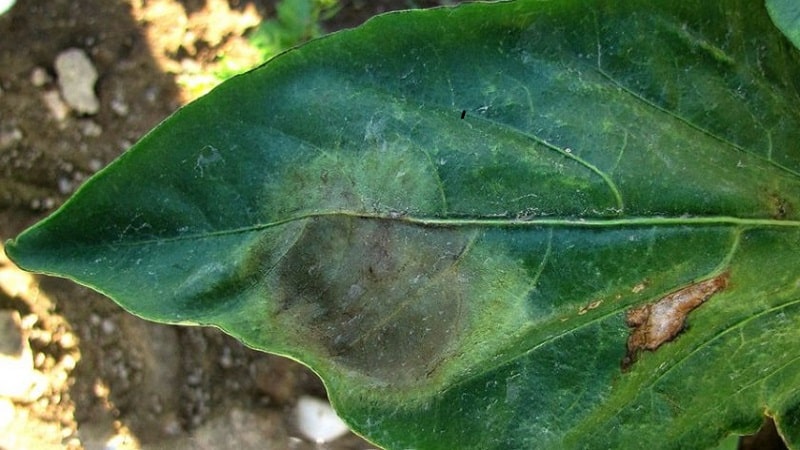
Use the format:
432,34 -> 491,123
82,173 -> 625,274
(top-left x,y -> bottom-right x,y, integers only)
622,272 -> 730,371
5,0 -> 800,448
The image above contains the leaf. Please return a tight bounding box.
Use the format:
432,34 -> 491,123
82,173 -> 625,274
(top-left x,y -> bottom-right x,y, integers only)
5,0 -> 800,448
767,0 -> 800,50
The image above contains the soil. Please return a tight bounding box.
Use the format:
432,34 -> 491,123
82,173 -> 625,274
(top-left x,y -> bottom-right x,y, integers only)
0,1 -> 460,448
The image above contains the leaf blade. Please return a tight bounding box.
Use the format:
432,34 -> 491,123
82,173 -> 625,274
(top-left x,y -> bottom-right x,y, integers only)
6,0 -> 800,448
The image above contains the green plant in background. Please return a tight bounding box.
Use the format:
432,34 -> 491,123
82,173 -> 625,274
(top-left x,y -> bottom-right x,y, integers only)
213,0 -> 339,84
249,0 -> 339,59
215,0 -> 340,81
5,0 -> 800,449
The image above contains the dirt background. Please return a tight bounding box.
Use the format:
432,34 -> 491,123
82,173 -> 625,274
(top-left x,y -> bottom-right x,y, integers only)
0,1 -> 459,449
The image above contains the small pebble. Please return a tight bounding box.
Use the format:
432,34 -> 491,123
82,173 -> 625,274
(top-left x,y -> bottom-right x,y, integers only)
218,346 -> 233,369
41,90 -> 69,121
33,352 -> 45,368
30,67 -> 51,87
60,332 -> 77,349
186,369 -> 203,386
162,415 -> 182,436
0,310 -> 48,402
78,119 -> 103,137
60,354 -> 77,371
144,86 -> 159,103
88,158 -> 104,172
293,395 -> 350,444
110,98 -> 129,116
57,176 -> 74,195
0,124 -> 22,150
100,318 -> 116,335
54,48 -> 100,115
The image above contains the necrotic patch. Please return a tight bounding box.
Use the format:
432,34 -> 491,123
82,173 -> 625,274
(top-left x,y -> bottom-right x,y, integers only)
622,272 -> 729,370
272,216 -> 472,385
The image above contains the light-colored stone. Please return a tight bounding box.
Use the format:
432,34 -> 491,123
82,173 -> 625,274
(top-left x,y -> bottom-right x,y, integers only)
79,119 -> 103,137
110,98 -> 129,116
41,89 -> 70,121
294,395 -> 350,444
30,66 -> 51,87
54,48 -> 100,115
0,310 -> 48,402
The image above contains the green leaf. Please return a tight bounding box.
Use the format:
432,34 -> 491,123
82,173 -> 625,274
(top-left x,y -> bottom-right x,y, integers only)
6,0 -> 800,448
767,0 -> 800,50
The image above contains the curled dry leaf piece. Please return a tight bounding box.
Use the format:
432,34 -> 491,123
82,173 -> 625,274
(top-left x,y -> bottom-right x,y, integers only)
622,273 -> 729,370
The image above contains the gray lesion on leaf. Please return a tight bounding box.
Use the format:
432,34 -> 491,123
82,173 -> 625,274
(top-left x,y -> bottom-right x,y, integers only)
622,272 -> 729,371
193,144 -> 225,178
273,216 -> 473,385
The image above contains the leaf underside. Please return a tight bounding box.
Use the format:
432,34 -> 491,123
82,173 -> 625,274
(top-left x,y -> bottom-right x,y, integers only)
6,0 -> 800,448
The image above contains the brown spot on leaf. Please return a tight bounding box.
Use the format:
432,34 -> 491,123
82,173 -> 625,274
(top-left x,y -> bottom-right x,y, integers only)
769,192 -> 792,220
622,272 -> 729,371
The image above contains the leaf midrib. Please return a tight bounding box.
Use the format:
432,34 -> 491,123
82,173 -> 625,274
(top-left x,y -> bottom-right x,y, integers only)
53,211 -> 800,249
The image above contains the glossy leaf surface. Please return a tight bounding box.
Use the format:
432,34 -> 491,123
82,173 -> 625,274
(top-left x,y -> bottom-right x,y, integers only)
6,0 -> 800,448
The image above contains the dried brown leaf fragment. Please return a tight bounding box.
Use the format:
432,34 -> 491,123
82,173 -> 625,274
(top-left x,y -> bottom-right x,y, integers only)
622,272 -> 729,370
